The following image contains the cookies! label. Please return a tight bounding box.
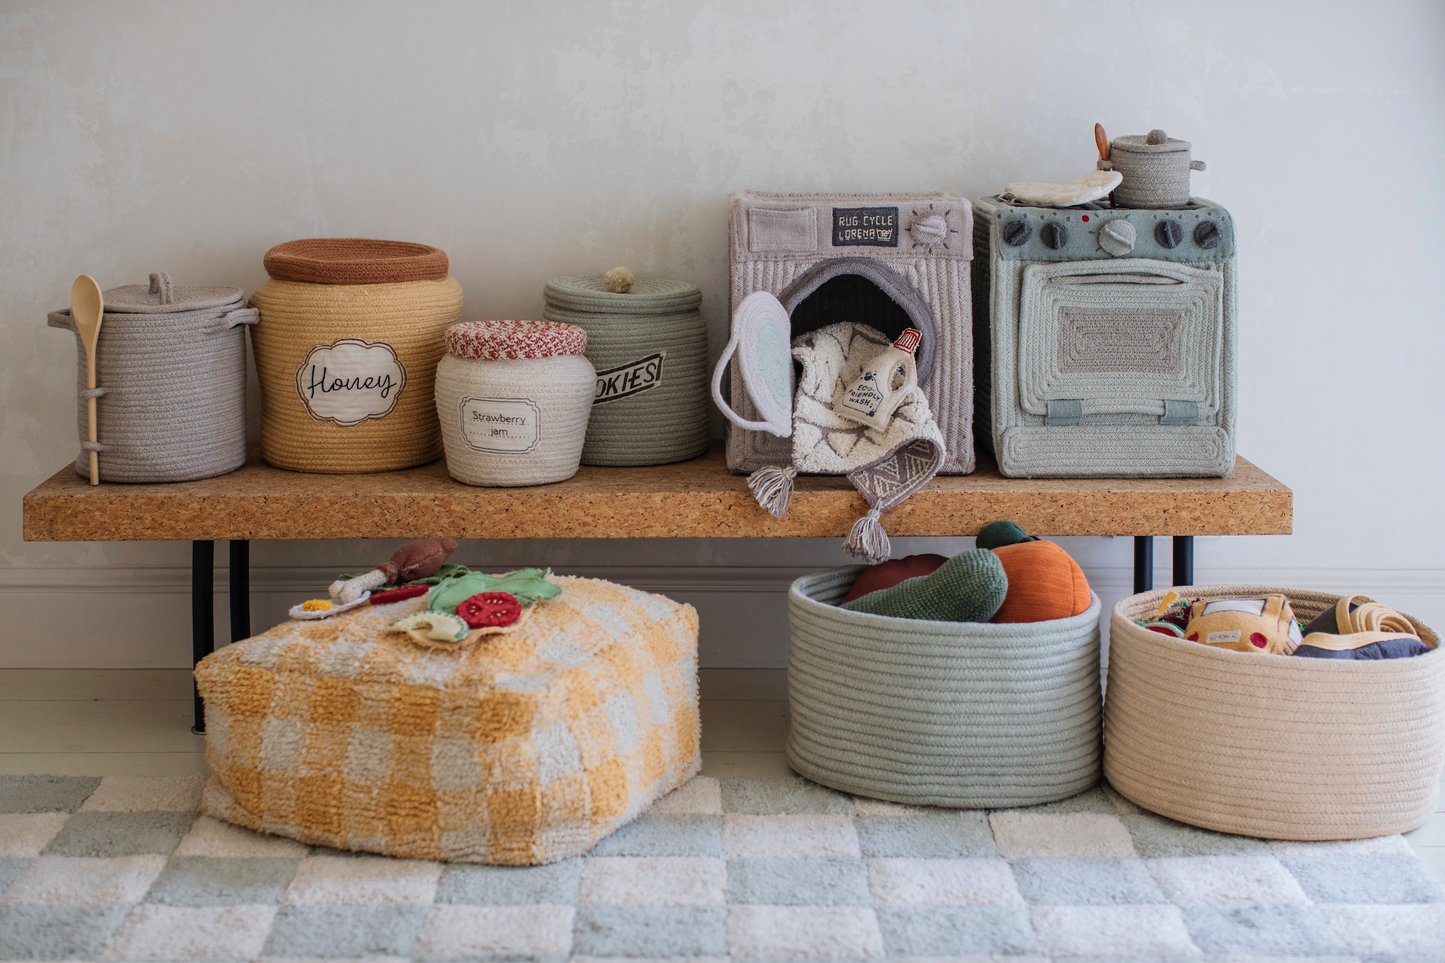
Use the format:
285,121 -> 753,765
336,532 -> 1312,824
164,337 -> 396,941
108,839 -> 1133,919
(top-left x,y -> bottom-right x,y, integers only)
459,397 -> 541,453
295,339 -> 407,427
593,351 -> 666,405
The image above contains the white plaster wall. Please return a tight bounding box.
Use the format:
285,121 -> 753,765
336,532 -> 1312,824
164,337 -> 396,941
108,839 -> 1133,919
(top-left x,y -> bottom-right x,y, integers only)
1,0 -> 1441,668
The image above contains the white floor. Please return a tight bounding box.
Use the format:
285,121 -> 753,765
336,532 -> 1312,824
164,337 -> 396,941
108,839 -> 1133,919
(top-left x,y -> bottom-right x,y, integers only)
2,667 -> 1441,881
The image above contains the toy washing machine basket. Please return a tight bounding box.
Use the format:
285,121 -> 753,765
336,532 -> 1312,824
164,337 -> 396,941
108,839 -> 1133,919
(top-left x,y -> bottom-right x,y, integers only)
724,191 -> 975,475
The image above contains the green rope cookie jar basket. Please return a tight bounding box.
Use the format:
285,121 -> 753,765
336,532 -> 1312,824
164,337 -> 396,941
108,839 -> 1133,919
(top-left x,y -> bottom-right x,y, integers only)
542,268 -> 709,466
248,239 -> 464,473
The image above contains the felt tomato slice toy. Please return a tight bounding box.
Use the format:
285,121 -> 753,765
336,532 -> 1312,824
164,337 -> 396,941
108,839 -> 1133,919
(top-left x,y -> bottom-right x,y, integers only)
456,591 -> 523,628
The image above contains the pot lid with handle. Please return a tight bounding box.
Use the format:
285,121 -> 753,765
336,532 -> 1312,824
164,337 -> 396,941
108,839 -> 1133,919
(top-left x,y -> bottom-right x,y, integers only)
100,272 -> 244,314
1111,129 -> 1194,154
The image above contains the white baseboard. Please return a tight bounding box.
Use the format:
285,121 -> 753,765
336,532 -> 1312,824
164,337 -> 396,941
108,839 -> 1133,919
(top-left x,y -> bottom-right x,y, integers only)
1,564 -> 1441,669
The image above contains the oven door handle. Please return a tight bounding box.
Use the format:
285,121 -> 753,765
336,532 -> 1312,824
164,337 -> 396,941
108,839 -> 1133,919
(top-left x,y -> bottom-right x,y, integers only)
1048,273 -> 1183,286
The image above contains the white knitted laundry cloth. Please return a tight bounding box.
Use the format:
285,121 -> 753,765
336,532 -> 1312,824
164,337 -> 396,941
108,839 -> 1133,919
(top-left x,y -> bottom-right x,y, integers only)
748,322 -> 944,562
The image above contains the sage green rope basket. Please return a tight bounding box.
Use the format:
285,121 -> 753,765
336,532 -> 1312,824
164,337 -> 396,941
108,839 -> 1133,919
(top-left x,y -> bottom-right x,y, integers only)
543,274 -> 709,467
787,566 -> 1102,808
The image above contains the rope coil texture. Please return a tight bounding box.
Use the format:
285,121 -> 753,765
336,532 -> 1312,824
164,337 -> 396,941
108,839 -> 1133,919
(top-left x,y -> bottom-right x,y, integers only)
786,567 -> 1102,808
724,195 -> 975,476
48,298 -> 255,483
263,239 -> 449,285
248,277 -> 463,473
1100,132 -> 1203,210
1105,584 -> 1445,840
435,352 -> 595,487
543,274 -> 708,467
972,196 -> 1237,478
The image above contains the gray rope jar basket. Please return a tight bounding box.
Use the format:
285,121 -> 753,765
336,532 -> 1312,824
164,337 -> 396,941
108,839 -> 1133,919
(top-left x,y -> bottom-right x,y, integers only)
787,566 -> 1103,808
48,272 -> 257,483
543,273 -> 709,466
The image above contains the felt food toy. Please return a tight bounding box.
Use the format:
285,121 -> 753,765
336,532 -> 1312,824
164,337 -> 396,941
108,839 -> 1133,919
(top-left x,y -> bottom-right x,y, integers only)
842,553 -> 948,604
840,549 -> 1007,623
329,537 -> 458,603
990,540 -> 1092,624
288,594 -> 369,621
1182,595 -> 1303,655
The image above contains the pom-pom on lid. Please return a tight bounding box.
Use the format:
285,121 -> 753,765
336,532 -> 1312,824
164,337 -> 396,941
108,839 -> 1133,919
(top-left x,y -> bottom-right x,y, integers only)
446,319 -> 588,361
263,238 -> 449,285
544,273 -> 701,315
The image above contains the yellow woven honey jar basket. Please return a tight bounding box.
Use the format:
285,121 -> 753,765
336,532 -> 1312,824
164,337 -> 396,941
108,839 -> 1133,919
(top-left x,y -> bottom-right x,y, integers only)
248,239 -> 464,472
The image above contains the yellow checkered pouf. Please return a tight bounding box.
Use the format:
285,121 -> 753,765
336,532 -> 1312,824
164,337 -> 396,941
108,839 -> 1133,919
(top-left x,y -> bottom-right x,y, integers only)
194,575 -> 700,865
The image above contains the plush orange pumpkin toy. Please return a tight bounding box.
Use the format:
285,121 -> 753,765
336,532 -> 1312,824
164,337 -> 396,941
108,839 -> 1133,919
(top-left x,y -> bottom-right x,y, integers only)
990,539 -> 1091,624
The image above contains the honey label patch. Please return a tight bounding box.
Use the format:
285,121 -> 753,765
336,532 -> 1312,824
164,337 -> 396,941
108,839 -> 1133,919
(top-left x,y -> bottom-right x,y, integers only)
295,339 -> 406,427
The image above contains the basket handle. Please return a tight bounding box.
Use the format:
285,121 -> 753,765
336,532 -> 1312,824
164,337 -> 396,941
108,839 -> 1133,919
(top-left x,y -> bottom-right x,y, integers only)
47,309 -> 77,333
210,307 -> 259,335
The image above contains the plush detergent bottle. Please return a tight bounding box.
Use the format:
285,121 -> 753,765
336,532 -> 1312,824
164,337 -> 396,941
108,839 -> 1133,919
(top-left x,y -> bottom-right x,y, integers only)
835,328 -> 922,430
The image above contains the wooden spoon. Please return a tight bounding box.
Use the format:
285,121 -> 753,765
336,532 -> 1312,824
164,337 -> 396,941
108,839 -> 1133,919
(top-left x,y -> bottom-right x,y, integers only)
70,275 -> 104,485
1095,123 -> 1116,208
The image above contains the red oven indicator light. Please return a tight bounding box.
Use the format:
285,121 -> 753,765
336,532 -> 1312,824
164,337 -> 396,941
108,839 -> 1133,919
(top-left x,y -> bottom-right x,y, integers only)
1081,215 -> 1090,222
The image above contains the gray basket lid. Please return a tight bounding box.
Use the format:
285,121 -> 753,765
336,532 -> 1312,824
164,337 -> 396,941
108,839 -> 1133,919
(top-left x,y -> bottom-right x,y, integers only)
1111,129 -> 1192,154
544,273 -> 701,315
102,272 -> 245,314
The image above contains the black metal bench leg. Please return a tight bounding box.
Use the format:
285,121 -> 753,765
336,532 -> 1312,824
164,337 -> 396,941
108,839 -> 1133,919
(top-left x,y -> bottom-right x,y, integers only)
191,540 -> 214,733
1172,535 -> 1194,588
229,540 -> 251,643
1133,536 -> 1154,594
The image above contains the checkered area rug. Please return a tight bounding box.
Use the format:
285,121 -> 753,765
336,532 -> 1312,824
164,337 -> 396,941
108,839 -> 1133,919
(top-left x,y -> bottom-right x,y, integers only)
1,774 -> 1443,962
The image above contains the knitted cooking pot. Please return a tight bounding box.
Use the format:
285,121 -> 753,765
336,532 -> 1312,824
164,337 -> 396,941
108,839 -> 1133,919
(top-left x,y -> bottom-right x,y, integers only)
1106,585 -> 1445,840
249,239 -> 463,473
47,272 -> 256,483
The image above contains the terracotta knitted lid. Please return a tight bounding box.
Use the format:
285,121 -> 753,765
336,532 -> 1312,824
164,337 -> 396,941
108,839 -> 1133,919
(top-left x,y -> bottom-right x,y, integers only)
263,238 -> 449,285
446,320 -> 588,361
101,272 -> 244,314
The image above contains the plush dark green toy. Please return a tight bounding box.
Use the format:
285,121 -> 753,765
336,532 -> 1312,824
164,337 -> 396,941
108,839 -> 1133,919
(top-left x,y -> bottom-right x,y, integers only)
976,520 -> 1039,551
840,549 -> 1007,622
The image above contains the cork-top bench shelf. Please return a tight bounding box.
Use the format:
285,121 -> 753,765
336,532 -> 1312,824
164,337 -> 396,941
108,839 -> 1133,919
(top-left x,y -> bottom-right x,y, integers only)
23,445 -> 1290,542
21,444 -> 1291,731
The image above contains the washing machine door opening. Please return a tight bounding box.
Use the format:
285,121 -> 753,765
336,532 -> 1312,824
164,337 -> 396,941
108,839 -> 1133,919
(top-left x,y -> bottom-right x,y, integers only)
778,257 -> 938,388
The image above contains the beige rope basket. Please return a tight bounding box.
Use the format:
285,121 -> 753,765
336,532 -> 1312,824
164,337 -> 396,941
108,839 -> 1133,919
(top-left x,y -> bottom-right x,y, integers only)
1105,585 -> 1445,840
249,240 -> 463,473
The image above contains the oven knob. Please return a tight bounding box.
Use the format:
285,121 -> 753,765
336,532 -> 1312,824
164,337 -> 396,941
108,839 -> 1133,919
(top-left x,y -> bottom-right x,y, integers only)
1099,219 -> 1136,256
1194,220 -> 1222,249
1041,222 -> 1069,249
1156,220 -> 1184,249
1002,220 -> 1032,247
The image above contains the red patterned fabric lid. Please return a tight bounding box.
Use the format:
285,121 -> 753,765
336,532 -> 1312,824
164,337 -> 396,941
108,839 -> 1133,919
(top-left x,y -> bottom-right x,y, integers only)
445,320 -> 588,360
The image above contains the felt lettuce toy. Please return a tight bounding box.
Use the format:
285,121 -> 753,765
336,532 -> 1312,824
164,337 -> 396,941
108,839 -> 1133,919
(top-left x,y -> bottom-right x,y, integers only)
428,568 -> 562,615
